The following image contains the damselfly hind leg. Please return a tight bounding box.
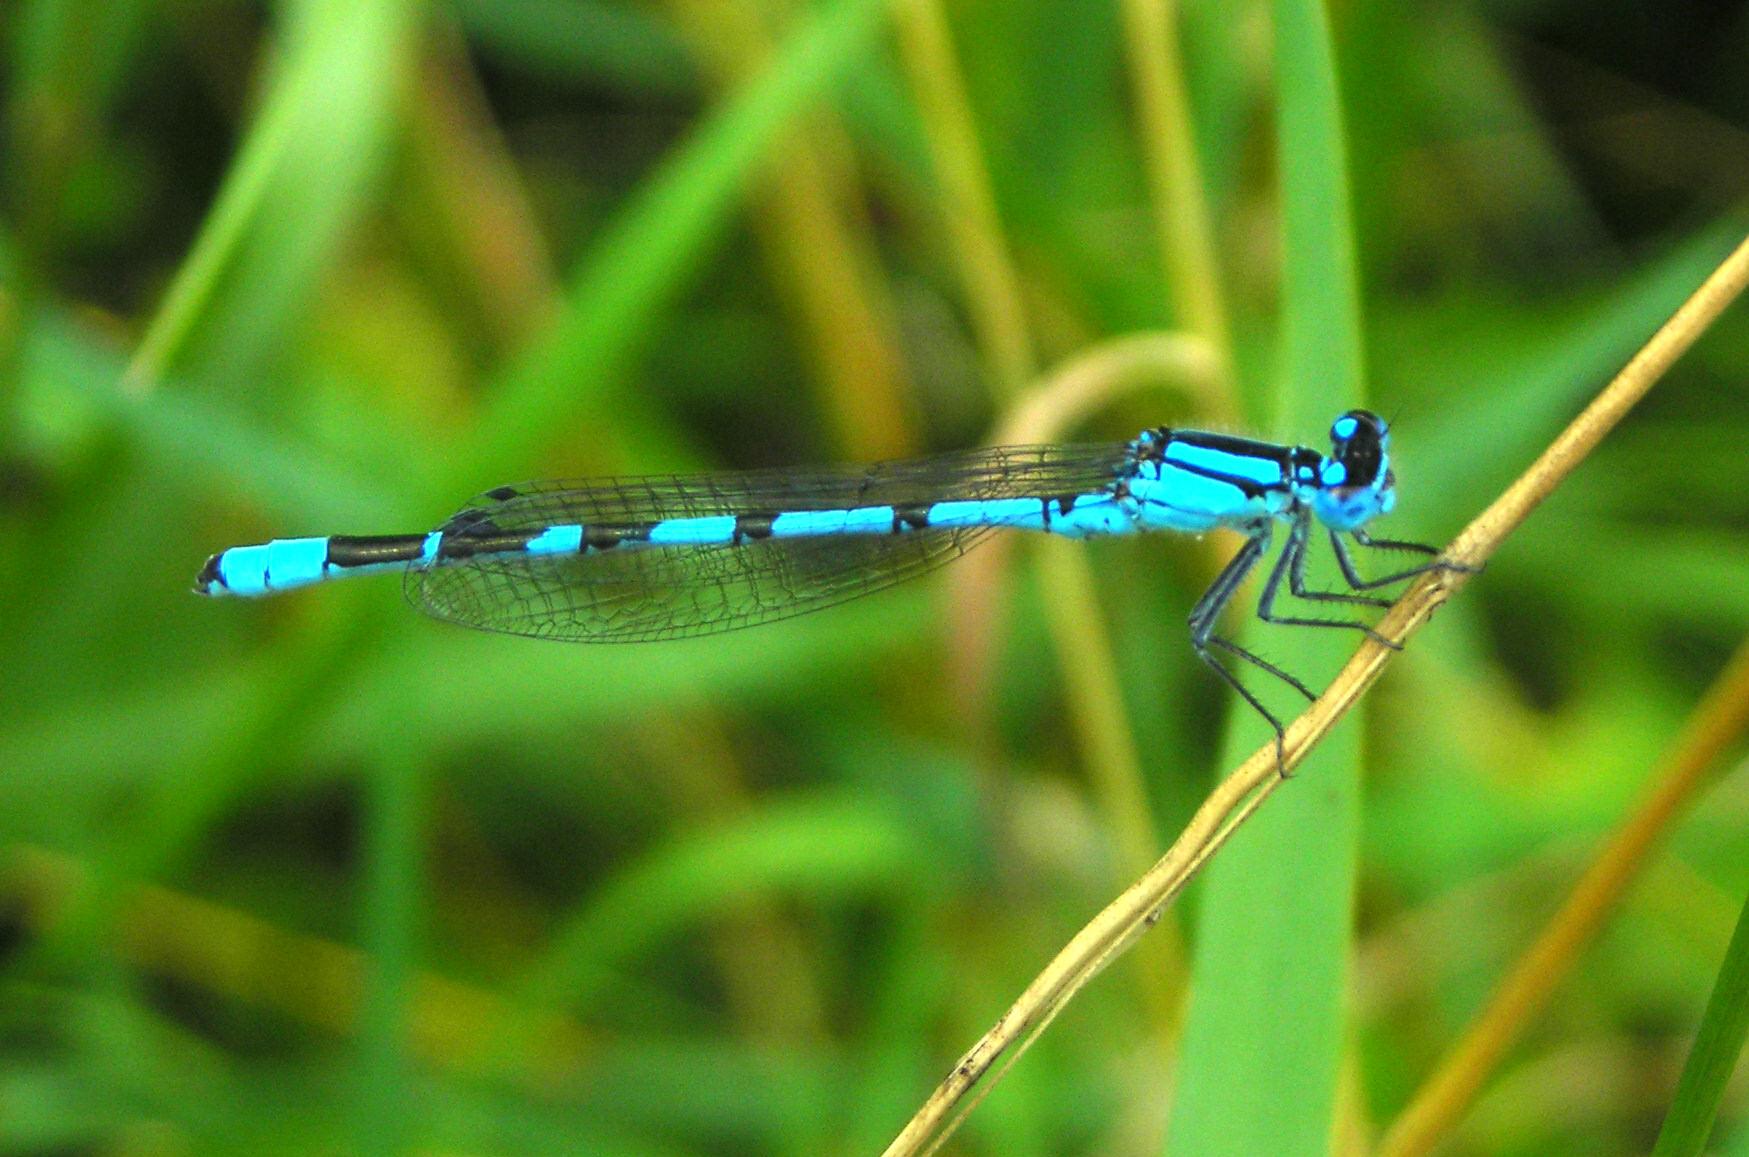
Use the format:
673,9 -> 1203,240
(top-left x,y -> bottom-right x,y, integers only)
1189,529 -> 1314,773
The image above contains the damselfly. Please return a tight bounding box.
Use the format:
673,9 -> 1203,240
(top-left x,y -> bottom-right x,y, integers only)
198,410 -> 1458,754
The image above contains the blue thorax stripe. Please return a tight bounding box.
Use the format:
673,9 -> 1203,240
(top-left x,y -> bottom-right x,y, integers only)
1162,441 -> 1286,487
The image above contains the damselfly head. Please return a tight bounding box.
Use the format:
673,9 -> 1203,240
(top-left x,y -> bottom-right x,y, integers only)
1326,410 -> 1389,486
1313,409 -> 1395,530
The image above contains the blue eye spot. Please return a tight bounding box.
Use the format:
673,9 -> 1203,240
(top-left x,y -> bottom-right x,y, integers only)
1321,462 -> 1347,487
1332,416 -> 1358,440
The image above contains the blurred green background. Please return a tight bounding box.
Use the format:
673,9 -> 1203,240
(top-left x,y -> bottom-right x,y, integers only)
4,0 -> 1748,1153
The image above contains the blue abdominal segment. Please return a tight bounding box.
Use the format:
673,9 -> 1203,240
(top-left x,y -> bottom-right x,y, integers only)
197,533 -> 436,596
918,497 -> 1051,531
525,525 -> 583,555
208,537 -> 326,596
647,515 -> 739,546
769,506 -> 896,536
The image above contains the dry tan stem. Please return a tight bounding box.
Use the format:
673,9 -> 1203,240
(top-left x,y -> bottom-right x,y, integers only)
882,232 -> 1749,1157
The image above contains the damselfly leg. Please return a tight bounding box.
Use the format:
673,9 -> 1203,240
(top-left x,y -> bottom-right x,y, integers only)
1190,512 -> 1469,772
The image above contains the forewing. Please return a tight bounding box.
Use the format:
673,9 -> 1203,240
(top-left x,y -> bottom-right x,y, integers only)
408,443 -> 1128,642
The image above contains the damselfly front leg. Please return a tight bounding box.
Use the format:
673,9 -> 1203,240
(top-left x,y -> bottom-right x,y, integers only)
1326,528 -> 1463,592
1256,513 -> 1403,650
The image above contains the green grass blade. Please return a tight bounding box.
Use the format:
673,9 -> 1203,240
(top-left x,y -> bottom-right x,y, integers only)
1651,885 -> 1749,1157
459,0 -> 895,489
22,304 -> 408,525
352,742 -> 426,1157
1166,0 -> 1365,1152
1399,218 -> 1749,529
447,0 -> 696,98
480,790 -> 921,1067
126,0 -> 418,387
8,0 -> 152,252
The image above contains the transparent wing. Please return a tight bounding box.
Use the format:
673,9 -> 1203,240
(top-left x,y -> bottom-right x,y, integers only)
408,443 -> 1130,642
